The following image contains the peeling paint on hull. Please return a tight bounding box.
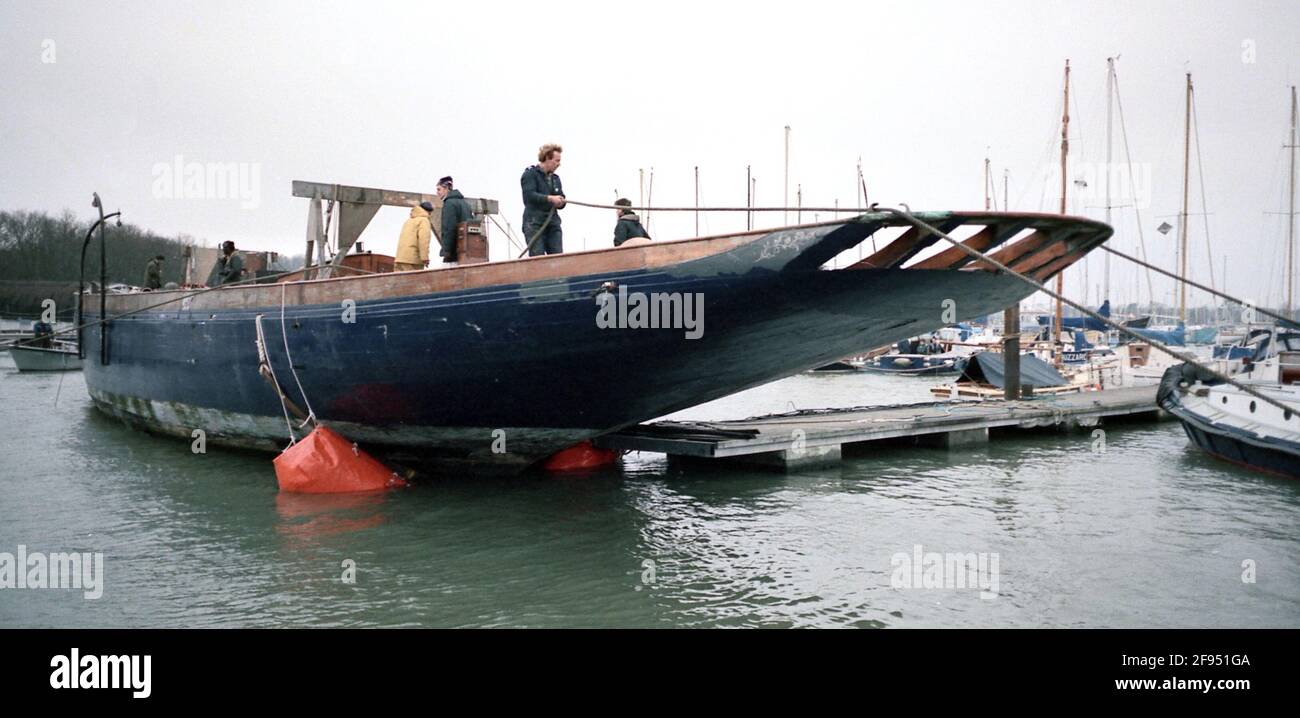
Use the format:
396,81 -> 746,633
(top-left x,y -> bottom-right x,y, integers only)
89,388 -> 589,473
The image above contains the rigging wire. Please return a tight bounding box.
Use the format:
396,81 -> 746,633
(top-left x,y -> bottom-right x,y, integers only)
1111,65 -> 1157,309
1190,83 -> 1218,311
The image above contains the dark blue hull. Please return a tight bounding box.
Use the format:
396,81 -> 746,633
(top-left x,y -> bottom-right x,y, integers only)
82,212 -> 1113,471
1157,365 -> 1300,480
1175,417 -> 1300,479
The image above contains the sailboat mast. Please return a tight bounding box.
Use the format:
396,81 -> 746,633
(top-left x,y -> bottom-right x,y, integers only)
694,165 -> 700,236
1054,59 -> 1070,364
1105,57 -> 1114,303
1180,73 -> 1192,325
783,125 -> 790,225
984,155 -> 991,211
1288,85 -> 1297,317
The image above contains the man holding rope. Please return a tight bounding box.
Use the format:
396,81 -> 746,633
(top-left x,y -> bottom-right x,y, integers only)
520,143 -> 566,256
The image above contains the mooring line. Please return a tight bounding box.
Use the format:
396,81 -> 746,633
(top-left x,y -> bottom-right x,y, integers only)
1099,244 -> 1299,330
280,283 -> 317,427
254,313 -> 299,443
565,199 -> 862,213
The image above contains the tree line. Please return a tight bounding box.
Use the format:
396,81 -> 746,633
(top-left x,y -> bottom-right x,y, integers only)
0,209 -> 197,286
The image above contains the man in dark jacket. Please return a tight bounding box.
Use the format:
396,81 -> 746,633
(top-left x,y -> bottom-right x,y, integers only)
436,176 -> 473,264
209,241 -> 244,286
520,143 -> 565,256
143,255 -> 165,290
612,198 -> 651,247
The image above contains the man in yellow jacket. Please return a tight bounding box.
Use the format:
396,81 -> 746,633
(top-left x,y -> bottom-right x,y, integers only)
395,201 -> 433,271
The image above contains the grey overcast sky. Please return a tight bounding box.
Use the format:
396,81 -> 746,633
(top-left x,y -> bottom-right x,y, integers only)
2,0 -> 1298,313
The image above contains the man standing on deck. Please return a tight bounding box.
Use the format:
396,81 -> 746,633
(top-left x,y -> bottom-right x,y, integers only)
612,198 -> 651,246
520,143 -> 565,256
395,201 -> 434,271
436,177 -> 472,266
216,241 -> 244,285
143,254 -> 165,290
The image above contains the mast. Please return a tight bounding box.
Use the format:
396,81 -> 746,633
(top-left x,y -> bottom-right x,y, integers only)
1105,57 -> 1114,303
746,165 -> 752,231
857,157 -> 863,211
694,165 -> 699,236
1180,73 -> 1192,325
783,125 -> 791,225
984,154 -> 991,211
1288,85 -> 1297,317
1054,59 -> 1070,365
645,167 -> 654,233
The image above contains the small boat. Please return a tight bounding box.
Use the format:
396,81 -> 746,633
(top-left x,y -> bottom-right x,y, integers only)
862,327 -> 990,376
809,360 -> 860,373
9,341 -> 84,372
1157,361 -> 1300,479
864,353 -> 967,376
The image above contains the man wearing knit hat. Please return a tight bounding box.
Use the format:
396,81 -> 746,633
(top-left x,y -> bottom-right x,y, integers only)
612,198 -> 651,247
436,176 -> 472,266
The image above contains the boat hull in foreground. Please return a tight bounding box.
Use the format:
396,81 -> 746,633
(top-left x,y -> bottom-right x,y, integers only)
83,211 -> 1112,472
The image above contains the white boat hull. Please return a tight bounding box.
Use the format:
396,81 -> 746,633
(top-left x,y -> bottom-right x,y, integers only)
9,345 -> 84,372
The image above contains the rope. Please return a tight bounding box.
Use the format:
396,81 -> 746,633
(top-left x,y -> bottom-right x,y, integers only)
1191,91 -> 1221,316
1099,244 -> 1300,330
564,199 -> 863,214
280,283 -> 316,427
254,313 -> 297,443
517,208 -> 556,258
1112,66 -> 1158,306
877,204 -> 1299,416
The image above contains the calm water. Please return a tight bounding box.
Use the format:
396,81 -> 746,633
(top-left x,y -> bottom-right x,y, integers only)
1,354 -> 1297,628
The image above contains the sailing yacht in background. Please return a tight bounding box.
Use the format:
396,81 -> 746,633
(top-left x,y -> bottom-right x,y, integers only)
1160,86 -> 1300,479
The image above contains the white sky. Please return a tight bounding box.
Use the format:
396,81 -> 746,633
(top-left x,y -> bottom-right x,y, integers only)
2,0 -> 1298,312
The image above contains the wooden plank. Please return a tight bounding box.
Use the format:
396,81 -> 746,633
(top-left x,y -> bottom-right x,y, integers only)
1030,248 -> 1091,282
292,180 -> 500,216
847,221 -> 957,269
967,230 -> 1050,272
910,225 -> 999,270
1008,234 -> 1073,274
847,226 -> 926,268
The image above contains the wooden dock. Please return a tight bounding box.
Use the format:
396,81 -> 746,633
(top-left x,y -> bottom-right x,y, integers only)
596,385 -> 1166,470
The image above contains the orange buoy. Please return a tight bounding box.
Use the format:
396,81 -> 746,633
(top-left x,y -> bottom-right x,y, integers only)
542,440 -> 621,471
273,425 -> 407,493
